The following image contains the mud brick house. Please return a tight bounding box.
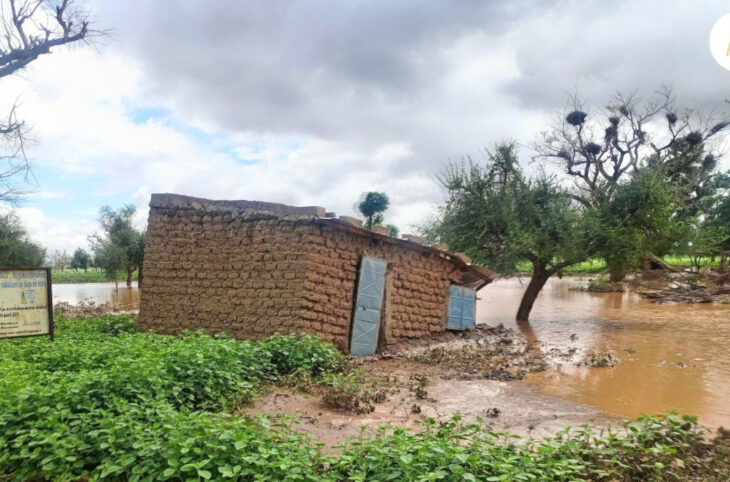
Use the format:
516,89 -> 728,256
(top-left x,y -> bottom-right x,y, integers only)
139,194 -> 496,355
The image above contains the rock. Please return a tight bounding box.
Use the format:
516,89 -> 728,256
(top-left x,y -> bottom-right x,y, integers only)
485,407 -> 501,418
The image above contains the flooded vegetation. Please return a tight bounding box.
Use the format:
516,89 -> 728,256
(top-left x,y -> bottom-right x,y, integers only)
481,277 -> 730,428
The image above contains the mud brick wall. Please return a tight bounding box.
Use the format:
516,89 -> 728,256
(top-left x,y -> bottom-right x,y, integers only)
140,194 -> 483,352
138,206 -> 311,339
299,223 -> 468,350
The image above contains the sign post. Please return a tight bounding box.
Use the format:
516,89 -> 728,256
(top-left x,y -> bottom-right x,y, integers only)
0,267 -> 53,341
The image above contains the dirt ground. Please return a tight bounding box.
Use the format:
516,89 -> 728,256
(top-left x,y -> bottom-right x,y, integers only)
244,324 -> 615,450
245,358 -> 609,448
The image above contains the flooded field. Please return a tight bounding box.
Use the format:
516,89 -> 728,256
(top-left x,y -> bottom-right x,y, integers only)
53,277 -> 730,428
52,282 -> 140,309
479,277 -> 730,428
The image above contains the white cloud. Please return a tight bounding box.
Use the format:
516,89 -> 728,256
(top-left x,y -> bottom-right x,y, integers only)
1,205 -> 95,255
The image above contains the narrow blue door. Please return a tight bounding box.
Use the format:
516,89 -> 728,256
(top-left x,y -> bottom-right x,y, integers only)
447,285 -> 476,330
350,256 -> 387,356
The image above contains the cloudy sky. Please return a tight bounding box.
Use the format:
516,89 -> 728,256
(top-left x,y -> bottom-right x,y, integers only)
3,0 -> 730,254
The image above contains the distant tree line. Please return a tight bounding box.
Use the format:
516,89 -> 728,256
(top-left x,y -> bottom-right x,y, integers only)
1,205 -> 145,287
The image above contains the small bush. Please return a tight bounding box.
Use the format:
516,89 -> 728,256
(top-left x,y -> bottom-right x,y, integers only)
260,333 -> 344,376
318,370 -> 387,414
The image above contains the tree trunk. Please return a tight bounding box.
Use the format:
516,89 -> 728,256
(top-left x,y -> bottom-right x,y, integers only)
126,267 -> 133,287
516,263 -> 552,322
137,263 -> 143,289
609,266 -> 627,282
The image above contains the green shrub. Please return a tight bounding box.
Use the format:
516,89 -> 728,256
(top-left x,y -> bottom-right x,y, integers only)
259,333 -> 344,376
0,317 -> 346,480
332,413 -> 717,481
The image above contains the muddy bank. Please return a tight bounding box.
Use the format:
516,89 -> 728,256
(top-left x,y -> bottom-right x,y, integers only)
243,326 -> 618,448
245,358 -> 609,449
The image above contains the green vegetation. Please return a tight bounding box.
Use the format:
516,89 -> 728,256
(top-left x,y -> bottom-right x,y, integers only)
70,247 -> 92,272
1,316 -> 728,480
0,316 -> 342,480
334,414 -> 728,481
358,191 -> 390,230
0,212 -> 45,267
89,205 -> 146,287
51,267 -> 139,283
425,143 -> 591,321
590,168 -> 690,282
516,256 -> 722,276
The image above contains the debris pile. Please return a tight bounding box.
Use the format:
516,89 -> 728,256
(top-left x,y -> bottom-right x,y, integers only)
53,300 -> 134,318
579,352 -> 619,368
401,326 -> 549,381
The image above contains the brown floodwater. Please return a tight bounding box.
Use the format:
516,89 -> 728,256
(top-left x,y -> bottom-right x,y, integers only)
478,277 -> 730,428
52,282 -> 140,310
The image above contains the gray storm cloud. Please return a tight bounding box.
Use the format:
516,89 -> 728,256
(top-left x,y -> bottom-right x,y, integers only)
86,0 -> 730,221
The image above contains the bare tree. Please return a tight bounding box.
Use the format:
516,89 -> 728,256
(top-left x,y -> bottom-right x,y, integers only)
534,86 -> 729,209
51,248 -> 70,270
0,0 -> 95,204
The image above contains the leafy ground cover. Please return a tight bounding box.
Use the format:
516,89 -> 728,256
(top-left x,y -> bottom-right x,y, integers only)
0,316 -> 728,480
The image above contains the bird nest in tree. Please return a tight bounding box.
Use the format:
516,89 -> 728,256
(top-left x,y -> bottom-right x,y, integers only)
566,111 -> 587,126
584,142 -> 601,156
685,131 -> 703,146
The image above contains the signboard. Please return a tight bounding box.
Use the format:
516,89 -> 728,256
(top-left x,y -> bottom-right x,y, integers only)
0,268 -> 53,340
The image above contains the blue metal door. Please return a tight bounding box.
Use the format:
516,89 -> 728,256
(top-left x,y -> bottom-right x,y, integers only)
350,256 -> 387,356
447,285 -> 476,330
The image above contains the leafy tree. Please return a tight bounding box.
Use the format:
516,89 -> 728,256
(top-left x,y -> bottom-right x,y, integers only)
0,211 -> 44,266
386,224 -> 399,238
89,205 -> 145,287
590,168 -> 690,281
427,143 -> 592,322
70,247 -> 91,272
702,171 -> 730,252
358,192 -> 390,230
682,224 -> 729,270
0,0 -> 97,204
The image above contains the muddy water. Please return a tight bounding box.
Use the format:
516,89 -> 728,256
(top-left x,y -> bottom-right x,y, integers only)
478,277 -> 730,428
52,282 -> 140,309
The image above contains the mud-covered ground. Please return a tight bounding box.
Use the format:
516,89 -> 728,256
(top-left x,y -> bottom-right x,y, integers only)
56,301 -> 620,447
243,325 -> 617,448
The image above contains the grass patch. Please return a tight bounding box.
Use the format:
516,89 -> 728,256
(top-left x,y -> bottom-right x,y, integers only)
50,267 -> 139,283
516,255 -> 722,276
0,316 -> 727,480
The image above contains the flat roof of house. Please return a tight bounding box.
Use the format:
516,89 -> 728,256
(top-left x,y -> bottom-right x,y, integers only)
149,193 -> 497,289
